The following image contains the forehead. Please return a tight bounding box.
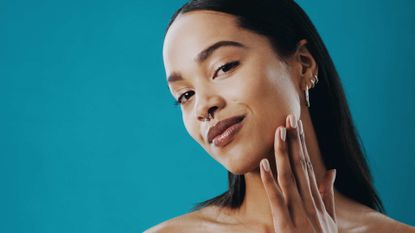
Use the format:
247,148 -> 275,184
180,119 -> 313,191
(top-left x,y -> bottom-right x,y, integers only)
163,11 -> 248,77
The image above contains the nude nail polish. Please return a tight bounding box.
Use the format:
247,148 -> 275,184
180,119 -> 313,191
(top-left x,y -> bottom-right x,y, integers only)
280,127 -> 286,141
261,159 -> 270,172
290,115 -> 297,128
298,119 -> 304,135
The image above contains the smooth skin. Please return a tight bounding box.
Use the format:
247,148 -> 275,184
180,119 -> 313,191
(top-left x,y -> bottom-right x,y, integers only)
145,10 -> 415,233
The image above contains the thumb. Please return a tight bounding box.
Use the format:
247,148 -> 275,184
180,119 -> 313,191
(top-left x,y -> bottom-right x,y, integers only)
319,169 -> 337,222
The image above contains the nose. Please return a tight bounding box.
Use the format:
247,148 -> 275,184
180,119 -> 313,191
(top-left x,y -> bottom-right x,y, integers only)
195,94 -> 225,122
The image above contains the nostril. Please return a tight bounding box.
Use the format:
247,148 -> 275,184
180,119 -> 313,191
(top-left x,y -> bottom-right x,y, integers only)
208,106 -> 218,119
198,106 -> 218,122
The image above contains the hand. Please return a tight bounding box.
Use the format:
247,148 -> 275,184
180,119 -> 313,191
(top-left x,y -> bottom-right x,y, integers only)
260,114 -> 337,233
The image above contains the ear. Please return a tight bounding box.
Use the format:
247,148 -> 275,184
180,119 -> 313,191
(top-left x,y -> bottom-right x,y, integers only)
294,39 -> 318,90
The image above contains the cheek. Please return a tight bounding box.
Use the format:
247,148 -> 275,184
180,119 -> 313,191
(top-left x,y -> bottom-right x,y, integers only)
249,75 -> 299,134
222,76 -> 300,174
236,65 -> 298,114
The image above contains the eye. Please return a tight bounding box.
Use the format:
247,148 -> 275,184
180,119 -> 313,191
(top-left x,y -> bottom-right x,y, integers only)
213,61 -> 240,79
175,90 -> 195,105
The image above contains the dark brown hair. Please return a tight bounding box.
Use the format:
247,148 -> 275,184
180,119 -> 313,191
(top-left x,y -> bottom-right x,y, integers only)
165,0 -> 385,213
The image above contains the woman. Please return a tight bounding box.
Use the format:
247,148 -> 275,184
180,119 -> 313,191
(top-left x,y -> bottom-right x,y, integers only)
146,0 -> 415,232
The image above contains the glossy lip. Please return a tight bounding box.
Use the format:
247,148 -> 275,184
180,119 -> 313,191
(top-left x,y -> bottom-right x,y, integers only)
207,115 -> 246,144
212,121 -> 244,147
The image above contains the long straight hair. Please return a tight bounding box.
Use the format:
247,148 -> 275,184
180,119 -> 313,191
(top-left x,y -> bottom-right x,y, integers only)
165,0 -> 385,213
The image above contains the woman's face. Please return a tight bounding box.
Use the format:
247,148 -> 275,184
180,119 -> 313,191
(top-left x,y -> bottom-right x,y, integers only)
163,11 -> 303,174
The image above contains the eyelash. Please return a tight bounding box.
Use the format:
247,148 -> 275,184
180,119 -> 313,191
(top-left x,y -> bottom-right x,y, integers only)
213,60 -> 240,79
173,60 -> 240,106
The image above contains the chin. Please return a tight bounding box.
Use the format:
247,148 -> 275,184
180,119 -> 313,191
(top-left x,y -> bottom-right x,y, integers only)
220,145 -> 271,175
202,126 -> 275,174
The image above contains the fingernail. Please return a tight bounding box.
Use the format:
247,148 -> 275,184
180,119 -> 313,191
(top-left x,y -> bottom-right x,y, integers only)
280,127 -> 286,141
331,169 -> 337,185
289,115 -> 297,128
261,159 -> 270,172
298,119 -> 304,135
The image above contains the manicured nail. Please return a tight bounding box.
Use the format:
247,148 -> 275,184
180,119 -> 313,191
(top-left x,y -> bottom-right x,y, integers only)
289,115 -> 297,128
261,159 -> 270,172
280,127 -> 286,141
298,119 -> 304,135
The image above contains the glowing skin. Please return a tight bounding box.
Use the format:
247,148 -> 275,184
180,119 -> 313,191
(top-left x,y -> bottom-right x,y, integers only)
164,11 -> 303,175
146,10 -> 415,233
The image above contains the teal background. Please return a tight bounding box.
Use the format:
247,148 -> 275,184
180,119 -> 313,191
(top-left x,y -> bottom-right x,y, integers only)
1,0 -> 414,232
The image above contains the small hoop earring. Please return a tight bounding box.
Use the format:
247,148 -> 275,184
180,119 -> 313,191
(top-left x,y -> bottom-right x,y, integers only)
310,74 -> 318,88
305,73 -> 318,107
314,73 -> 319,85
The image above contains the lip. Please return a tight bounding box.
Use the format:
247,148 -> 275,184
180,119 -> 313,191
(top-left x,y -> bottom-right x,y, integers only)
207,115 -> 246,145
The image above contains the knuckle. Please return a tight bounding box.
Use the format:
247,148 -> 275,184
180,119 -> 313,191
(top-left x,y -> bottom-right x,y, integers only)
269,190 -> 282,203
299,131 -> 305,141
306,159 -> 314,171
280,172 -> 296,188
294,158 -> 307,170
301,158 -> 308,169
276,144 -> 286,154
293,159 -> 302,169
262,172 -> 274,184
280,170 -> 291,181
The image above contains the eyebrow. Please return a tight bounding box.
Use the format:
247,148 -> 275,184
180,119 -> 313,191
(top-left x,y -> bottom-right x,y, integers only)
167,40 -> 247,83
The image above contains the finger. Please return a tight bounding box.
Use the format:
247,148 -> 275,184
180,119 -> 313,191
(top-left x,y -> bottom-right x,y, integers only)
319,169 -> 337,221
274,126 -> 304,218
286,115 -> 317,216
298,119 -> 325,212
260,158 -> 293,227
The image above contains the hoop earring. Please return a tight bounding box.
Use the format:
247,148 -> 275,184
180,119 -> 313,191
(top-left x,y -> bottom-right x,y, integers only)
314,73 -> 319,84
305,73 -> 318,107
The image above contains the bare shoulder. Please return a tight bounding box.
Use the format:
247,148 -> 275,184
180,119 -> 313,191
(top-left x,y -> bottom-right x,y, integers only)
338,202 -> 415,233
361,211 -> 415,233
143,211 -> 205,233
143,206 -> 227,233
